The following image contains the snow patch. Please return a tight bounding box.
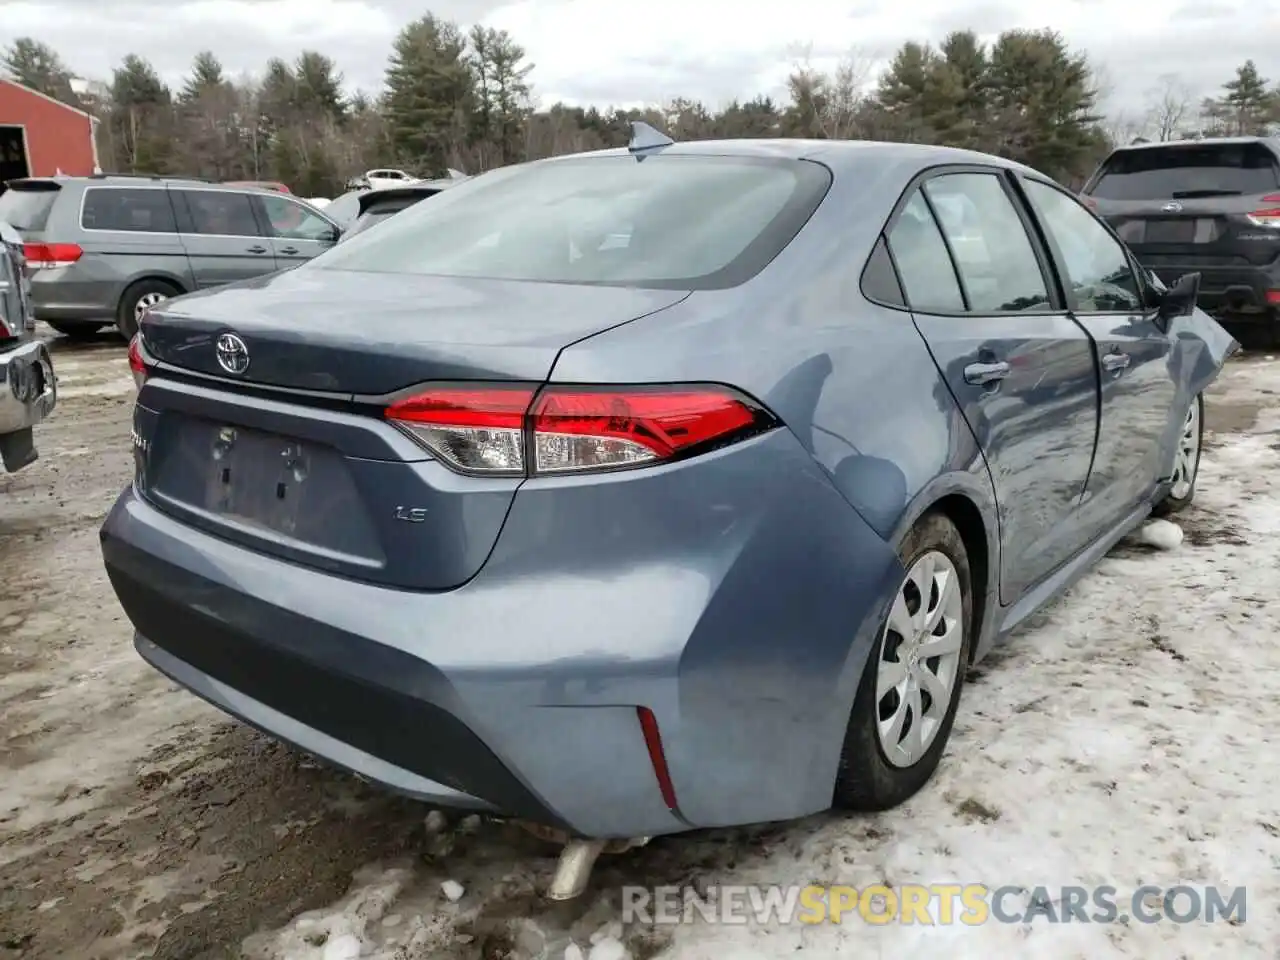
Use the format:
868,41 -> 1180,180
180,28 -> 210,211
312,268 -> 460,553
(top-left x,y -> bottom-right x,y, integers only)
1137,518 -> 1183,549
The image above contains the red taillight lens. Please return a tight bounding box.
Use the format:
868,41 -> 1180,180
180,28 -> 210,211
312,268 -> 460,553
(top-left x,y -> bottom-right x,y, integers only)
529,387 -> 759,472
128,334 -> 149,390
386,386 -> 535,475
1247,207 -> 1280,228
22,242 -> 82,269
384,383 -> 773,476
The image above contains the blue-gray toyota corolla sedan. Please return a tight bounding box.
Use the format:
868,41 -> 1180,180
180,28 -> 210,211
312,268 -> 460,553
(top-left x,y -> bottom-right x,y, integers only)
102,132 -> 1236,841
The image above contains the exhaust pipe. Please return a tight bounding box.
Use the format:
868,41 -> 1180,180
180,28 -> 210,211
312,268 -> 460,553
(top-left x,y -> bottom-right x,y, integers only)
513,821 -> 650,900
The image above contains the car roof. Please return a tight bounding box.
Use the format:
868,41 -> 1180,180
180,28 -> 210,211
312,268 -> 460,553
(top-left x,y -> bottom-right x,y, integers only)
1110,135 -> 1280,153
537,138 -> 1039,176
6,175 -> 287,194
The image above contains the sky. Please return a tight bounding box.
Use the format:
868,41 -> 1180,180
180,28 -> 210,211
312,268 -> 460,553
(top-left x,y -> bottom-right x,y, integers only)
3,0 -> 1271,120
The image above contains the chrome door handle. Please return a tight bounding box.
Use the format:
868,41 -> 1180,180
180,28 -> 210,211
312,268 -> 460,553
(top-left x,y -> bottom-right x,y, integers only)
1102,351 -> 1130,372
280,246 -> 299,255
963,360 -> 1011,385
246,245 -> 267,254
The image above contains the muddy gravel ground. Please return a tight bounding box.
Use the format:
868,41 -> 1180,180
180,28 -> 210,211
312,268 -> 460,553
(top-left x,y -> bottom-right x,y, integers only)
1,329 -> 1277,960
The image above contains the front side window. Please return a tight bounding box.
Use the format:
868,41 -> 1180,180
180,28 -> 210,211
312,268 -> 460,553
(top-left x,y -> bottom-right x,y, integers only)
80,187 -> 177,233
258,194 -> 335,241
886,191 -> 965,312
180,190 -> 262,237
312,155 -> 832,290
1023,179 -> 1142,313
924,173 -> 1051,313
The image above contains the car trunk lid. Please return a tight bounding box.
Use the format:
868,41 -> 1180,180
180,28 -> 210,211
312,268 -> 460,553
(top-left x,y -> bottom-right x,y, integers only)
141,267 -> 689,393
132,269 -> 689,590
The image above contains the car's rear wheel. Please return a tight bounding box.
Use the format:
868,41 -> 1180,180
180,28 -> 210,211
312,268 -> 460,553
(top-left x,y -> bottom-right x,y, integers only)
1154,393 -> 1203,516
833,511 -> 972,811
117,279 -> 180,340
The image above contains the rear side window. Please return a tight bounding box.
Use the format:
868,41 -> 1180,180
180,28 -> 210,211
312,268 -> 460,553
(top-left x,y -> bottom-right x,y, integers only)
887,192 -> 965,312
1089,143 -> 1280,200
81,187 -> 177,233
178,190 -> 262,237
0,186 -> 58,232
314,155 -> 833,290
925,173 -> 1051,313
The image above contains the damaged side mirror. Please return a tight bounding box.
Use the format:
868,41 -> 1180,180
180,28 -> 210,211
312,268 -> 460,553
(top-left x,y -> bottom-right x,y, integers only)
1150,272 -> 1200,331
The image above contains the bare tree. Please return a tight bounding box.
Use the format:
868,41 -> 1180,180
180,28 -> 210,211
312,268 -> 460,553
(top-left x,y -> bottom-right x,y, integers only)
1145,73 -> 1193,141
1104,110 -> 1149,148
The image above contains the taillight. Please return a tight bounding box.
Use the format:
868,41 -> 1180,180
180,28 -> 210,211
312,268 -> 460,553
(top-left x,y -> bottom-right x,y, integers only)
384,383 -> 776,476
22,242 -> 82,269
128,334 -> 149,390
1246,206 -> 1280,228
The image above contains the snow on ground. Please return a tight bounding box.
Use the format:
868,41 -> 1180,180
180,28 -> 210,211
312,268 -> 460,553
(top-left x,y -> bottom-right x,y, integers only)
240,362 -> 1280,960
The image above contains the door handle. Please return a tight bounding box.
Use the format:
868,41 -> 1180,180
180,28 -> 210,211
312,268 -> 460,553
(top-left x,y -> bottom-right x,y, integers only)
246,245 -> 267,254
280,246 -> 299,255
963,360 -> 1011,386
1102,351 -> 1131,372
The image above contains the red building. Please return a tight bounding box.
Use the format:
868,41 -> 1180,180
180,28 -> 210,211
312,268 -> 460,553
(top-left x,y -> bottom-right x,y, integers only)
0,78 -> 99,186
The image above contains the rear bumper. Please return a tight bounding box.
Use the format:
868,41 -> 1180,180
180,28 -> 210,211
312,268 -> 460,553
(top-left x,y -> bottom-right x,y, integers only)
1140,258 -> 1280,317
0,337 -> 55,433
30,268 -> 121,323
100,428 -> 901,838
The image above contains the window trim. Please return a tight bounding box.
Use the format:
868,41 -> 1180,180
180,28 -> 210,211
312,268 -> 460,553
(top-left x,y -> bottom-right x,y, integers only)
1015,174 -> 1145,317
867,163 -> 1066,318
77,184 -> 180,236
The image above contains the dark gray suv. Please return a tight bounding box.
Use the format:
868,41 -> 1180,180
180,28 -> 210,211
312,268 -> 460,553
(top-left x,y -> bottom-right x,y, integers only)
0,174 -> 341,339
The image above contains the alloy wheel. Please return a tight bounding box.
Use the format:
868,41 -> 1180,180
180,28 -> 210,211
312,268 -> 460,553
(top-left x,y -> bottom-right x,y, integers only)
1169,399 -> 1200,500
876,550 -> 965,769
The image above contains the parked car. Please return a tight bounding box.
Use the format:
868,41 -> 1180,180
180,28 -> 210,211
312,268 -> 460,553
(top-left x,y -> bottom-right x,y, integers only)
0,219 -> 56,472
321,188 -> 369,233
339,177 -> 467,241
345,168 -> 416,191
103,132 -> 1235,857
1082,136 -> 1280,342
0,174 -> 341,339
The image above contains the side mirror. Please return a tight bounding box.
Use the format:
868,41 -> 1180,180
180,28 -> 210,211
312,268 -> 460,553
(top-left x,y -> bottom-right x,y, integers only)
1156,272 -> 1200,326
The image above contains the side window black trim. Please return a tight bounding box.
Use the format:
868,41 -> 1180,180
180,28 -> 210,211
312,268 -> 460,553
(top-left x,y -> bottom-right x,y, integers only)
859,234 -> 907,308
875,162 -> 1067,318
1015,174 -> 1143,316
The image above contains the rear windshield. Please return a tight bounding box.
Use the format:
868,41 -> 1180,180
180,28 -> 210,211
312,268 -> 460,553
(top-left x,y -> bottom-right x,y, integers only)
342,207 -> 404,240
1089,143 -> 1280,200
0,185 -> 59,232
311,155 -> 832,289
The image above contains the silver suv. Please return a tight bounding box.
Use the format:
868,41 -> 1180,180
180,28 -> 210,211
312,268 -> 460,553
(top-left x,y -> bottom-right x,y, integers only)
0,174 -> 341,339
0,220 -> 56,472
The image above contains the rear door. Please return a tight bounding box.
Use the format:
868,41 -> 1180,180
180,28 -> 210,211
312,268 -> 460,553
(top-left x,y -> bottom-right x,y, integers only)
252,192 -> 339,268
890,168 -> 1100,603
171,187 -> 277,286
1021,176 -> 1177,528
1084,142 -> 1280,308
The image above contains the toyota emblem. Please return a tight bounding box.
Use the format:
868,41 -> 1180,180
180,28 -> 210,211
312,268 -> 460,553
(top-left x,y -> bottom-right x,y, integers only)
1161,201 -> 1183,213
215,333 -> 250,375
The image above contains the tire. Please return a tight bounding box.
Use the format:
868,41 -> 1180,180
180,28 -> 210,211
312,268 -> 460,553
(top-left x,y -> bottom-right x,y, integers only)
833,511 -> 973,812
1153,392 -> 1204,517
46,320 -> 107,339
116,279 -> 180,340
